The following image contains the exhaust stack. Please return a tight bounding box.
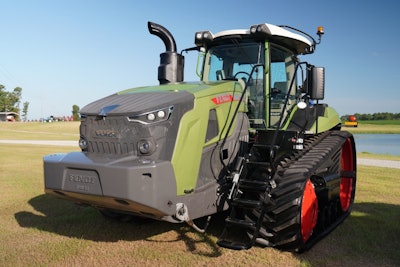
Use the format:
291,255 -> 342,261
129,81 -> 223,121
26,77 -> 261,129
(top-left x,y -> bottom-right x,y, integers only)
148,21 -> 184,84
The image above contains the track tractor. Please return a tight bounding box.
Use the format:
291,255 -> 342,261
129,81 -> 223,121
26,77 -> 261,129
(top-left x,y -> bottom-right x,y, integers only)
44,21 -> 357,251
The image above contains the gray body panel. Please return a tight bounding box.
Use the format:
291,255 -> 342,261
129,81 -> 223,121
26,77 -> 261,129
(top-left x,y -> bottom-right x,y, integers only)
44,152 -> 177,219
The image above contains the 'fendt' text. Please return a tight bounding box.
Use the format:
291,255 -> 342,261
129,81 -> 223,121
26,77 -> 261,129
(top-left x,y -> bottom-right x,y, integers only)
69,174 -> 96,184
94,129 -> 118,138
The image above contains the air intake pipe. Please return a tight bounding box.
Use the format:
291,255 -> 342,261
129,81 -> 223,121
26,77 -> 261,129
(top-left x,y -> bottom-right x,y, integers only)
148,21 -> 184,84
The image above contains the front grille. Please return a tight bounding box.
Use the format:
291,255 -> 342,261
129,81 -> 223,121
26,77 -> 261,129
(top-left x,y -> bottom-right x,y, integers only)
81,116 -> 139,155
88,140 -> 135,154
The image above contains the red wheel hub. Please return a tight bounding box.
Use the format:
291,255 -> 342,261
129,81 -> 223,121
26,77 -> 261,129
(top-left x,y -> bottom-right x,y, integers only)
340,138 -> 354,212
301,179 -> 318,242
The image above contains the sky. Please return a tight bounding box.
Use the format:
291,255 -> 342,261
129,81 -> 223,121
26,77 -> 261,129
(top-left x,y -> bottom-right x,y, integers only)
0,0 -> 399,120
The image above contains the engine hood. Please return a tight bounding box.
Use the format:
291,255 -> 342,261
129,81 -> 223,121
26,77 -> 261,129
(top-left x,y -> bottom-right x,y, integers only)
80,81 -> 238,116
80,85 -> 196,116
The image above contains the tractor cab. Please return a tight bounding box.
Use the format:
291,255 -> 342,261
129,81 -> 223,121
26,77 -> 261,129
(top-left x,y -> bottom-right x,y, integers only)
195,24 -> 323,130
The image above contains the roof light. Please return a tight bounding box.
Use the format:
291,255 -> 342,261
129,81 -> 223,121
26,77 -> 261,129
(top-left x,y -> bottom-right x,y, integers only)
249,24 -> 270,38
194,31 -> 213,47
316,26 -> 324,44
317,26 -> 324,35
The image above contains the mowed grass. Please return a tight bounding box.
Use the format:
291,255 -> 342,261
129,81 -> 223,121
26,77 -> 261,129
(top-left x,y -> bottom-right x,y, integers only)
343,120 -> 400,134
0,123 -> 399,266
0,121 -> 79,140
358,120 -> 400,125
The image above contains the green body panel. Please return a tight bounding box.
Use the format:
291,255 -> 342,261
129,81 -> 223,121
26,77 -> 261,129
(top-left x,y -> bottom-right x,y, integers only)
171,81 -> 245,195
309,106 -> 341,133
282,105 -> 341,133
119,80 -> 246,195
117,81 -> 245,97
117,83 -> 202,94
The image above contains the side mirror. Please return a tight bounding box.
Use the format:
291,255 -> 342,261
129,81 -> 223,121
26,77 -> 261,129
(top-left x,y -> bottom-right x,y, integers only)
309,66 -> 325,100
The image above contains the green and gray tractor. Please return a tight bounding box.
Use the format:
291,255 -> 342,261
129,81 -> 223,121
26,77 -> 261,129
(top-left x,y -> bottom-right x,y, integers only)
44,21 -> 356,251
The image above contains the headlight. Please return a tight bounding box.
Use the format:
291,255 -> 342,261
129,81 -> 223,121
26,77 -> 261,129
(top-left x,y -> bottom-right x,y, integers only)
138,139 -> 155,155
157,110 -> 165,119
194,30 -> 213,47
79,136 -> 88,151
147,113 -> 156,121
128,106 -> 173,124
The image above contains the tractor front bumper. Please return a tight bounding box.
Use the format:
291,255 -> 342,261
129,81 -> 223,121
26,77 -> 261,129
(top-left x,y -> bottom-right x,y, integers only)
44,152 -> 178,220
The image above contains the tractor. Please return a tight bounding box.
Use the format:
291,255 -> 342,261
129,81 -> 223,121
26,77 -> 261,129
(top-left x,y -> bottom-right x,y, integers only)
344,115 -> 358,127
43,21 -> 357,252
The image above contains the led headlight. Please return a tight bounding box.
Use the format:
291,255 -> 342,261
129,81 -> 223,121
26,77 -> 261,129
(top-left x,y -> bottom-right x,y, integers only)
128,106 -> 173,124
79,136 -> 88,151
157,110 -> 165,118
147,113 -> 156,121
194,30 -> 213,47
249,24 -> 270,38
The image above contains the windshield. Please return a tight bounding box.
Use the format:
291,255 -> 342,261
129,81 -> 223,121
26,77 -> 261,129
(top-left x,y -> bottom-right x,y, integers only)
202,42 -> 264,82
200,41 -> 297,129
202,41 -> 265,125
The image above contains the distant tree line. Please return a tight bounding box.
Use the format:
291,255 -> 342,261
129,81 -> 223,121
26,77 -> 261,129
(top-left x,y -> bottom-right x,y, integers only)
341,112 -> 400,121
1,84 -> 81,121
0,84 -> 29,121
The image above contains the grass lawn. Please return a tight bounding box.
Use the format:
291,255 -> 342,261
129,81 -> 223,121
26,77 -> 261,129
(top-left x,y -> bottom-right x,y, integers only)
0,121 -> 79,140
0,122 -> 399,266
358,120 -> 400,125
1,144 -> 399,266
343,120 -> 400,134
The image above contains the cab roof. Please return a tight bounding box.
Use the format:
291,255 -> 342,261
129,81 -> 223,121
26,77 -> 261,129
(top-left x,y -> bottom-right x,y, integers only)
196,23 -> 315,55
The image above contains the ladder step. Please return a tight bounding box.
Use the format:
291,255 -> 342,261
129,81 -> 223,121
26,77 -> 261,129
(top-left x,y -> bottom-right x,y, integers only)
232,198 -> 262,208
225,217 -> 256,229
252,144 -> 280,150
246,161 -> 271,167
217,239 -> 252,250
239,179 -> 268,191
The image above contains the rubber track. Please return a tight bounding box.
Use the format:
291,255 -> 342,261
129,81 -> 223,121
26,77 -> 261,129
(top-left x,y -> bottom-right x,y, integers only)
247,130 -> 355,251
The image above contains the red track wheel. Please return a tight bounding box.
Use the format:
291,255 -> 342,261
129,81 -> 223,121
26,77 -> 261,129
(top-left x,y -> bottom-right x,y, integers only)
339,137 -> 355,212
301,179 -> 318,242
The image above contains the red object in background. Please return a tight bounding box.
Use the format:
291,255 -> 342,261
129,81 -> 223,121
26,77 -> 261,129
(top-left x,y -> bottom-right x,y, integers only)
348,115 -> 357,122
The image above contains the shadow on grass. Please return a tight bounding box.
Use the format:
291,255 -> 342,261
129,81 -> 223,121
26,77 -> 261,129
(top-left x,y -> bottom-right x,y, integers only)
18,196 -> 399,264
15,194 -> 224,257
298,202 -> 400,267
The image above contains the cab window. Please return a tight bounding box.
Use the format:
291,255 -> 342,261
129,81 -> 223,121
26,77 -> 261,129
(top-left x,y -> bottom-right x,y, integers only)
269,45 -> 297,127
202,42 -> 265,127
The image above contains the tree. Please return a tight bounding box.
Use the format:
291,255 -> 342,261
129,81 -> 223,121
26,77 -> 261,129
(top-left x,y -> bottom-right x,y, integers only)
0,85 -> 23,117
72,104 -> 80,121
0,85 -> 8,112
341,112 -> 400,121
22,101 -> 29,121
9,87 -> 22,114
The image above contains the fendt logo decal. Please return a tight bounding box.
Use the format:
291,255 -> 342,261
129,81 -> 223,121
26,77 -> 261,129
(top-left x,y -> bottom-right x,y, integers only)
69,173 -> 96,184
94,129 -> 118,138
211,93 -> 240,105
